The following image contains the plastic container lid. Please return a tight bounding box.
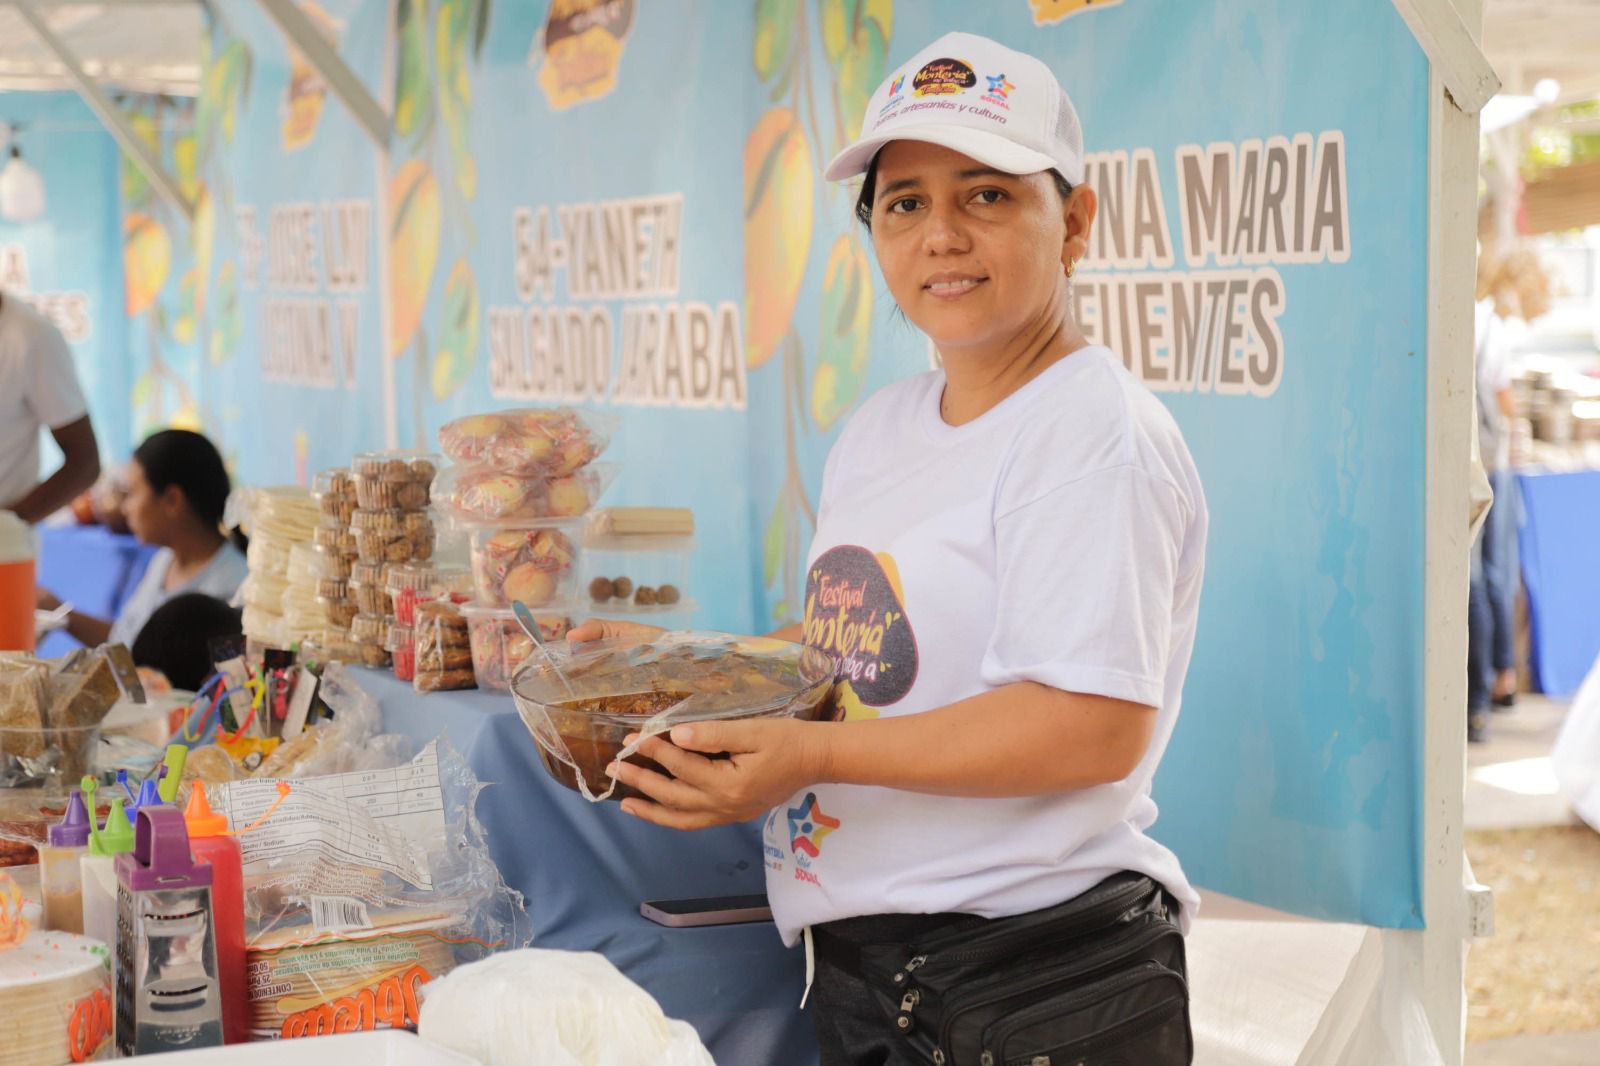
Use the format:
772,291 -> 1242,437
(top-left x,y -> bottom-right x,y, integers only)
47,788 -> 91,847
89,797 -> 135,856
182,781 -> 230,838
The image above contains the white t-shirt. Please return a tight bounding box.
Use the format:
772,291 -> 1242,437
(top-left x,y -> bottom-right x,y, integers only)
109,542 -> 249,648
763,345 -> 1208,946
1473,299 -> 1513,472
0,293 -> 89,510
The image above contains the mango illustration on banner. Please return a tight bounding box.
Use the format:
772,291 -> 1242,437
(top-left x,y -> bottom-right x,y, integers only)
743,108 -> 813,369
193,183 -> 215,313
395,0 -> 435,144
1028,0 -> 1124,26
388,160 -> 441,358
433,260 -> 481,399
174,133 -> 200,202
820,0 -> 893,143
535,0 -> 636,111
752,0 -> 800,82
174,268 -> 199,344
282,2 -> 341,152
812,235 -> 873,431
123,213 -> 171,318
436,0 -> 485,201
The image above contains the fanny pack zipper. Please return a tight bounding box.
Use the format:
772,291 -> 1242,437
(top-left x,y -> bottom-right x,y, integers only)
996,997 -> 1185,1066
981,960 -> 1184,1065
931,922 -> 1176,1061
911,876 -> 1157,969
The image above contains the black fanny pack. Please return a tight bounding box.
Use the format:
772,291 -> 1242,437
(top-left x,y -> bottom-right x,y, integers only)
812,872 -> 1192,1066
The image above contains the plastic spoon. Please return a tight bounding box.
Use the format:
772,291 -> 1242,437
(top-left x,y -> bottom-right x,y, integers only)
511,600 -> 578,700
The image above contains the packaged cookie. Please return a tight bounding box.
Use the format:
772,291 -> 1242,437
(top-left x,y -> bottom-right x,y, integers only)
314,543 -> 354,580
316,577 -> 349,601
353,451 -> 440,511
437,407 -> 618,477
352,508 -> 433,564
413,600 -> 476,692
318,595 -> 357,629
467,524 -> 579,608
350,613 -> 390,646
314,517 -> 357,558
354,640 -> 391,669
388,563 -> 473,625
433,462 -> 616,524
461,603 -> 571,691
313,468 -> 357,525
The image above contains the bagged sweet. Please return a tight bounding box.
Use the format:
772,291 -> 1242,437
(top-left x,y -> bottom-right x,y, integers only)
418,950 -> 714,1066
432,462 -> 616,524
438,408 -> 618,478
414,601 -> 476,692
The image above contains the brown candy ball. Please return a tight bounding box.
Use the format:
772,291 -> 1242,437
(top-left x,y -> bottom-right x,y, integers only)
657,584 -> 680,605
589,576 -> 615,602
611,576 -> 634,599
634,586 -> 658,606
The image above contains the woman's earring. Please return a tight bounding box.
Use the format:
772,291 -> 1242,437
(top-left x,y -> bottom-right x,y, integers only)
1065,259 -> 1077,279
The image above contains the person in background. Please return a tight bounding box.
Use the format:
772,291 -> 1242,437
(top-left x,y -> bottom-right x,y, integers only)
130,593 -> 243,693
0,289 -> 100,522
37,429 -> 247,648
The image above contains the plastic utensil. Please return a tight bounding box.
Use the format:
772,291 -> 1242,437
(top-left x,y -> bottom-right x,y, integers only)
512,599 -> 577,700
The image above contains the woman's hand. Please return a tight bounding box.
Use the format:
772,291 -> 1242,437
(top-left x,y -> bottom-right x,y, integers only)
609,718 -> 831,830
565,618 -> 666,645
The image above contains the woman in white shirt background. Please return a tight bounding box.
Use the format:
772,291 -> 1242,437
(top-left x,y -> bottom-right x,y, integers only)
571,33 -> 1205,1066
37,428 -> 247,650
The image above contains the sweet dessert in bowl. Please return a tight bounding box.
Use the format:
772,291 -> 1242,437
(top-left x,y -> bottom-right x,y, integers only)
511,633 -> 835,801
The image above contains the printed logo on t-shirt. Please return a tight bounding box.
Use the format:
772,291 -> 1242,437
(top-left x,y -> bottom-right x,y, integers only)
803,546 -> 920,719
787,792 -> 840,887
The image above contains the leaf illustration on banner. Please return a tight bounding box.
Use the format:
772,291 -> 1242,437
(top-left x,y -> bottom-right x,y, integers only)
821,0 -> 892,145
753,0 -> 800,82
209,261 -> 240,365
119,110 -> 161,209
811,235 -> 872,431
173,134 -> 200,202
174,268 -> 199,344
763,496 -> 786,587
436,0 -> 479,201
282,2 -> 341,152
192,183 -> 215,315
743,108 -> 814,369
123,213 -> 171,318
432,260 -> 480,399
394,0 -> 436,147
388,160 -> 442,357
197,39 -> 252,162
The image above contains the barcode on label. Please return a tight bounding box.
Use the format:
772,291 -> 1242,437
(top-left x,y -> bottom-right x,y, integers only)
310,895 -> 373,932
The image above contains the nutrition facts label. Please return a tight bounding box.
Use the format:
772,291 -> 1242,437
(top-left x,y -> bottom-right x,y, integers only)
213,741 -> 446,890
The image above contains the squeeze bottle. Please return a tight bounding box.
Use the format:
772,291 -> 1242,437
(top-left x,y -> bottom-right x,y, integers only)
184,782 -> 247,1045
40,788 -> 90,932
81,781 -> 136,956
0,510 -> 34,652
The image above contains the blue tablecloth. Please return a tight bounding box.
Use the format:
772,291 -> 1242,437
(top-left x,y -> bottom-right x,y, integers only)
1517,468 -> 1600,697
364,668 -> 816,1066
35,525 -> 158,656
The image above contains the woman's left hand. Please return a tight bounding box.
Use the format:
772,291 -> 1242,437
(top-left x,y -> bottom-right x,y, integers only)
610,718 -> 830,830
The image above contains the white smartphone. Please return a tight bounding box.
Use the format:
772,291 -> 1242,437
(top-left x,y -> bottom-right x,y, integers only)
640,893 -> 773,928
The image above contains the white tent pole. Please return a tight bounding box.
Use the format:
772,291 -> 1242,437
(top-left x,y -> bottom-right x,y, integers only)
254,0 -> 392,149
8,0 -> 195,223
1391,0 -> 1502,113
1398,0 -> 1486,1060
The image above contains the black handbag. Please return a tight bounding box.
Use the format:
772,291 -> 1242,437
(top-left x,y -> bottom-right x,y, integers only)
816,872 -> 1192,1066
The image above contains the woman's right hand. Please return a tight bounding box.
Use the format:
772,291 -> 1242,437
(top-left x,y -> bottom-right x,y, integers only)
565,619 -> 666,645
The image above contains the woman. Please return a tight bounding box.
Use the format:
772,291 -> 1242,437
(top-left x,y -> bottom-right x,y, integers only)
39,429 -> 247,650
574,33 -> 1205,1065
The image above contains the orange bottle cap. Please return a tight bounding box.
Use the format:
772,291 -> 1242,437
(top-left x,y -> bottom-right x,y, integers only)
182,782 -> 230,838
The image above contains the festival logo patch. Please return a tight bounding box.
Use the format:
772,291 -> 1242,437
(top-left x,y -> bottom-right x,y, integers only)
981,73 -> 1015,108
535,0 -> 636,111
877,70 -> 908,117
1029,0 -> 1126,27
788,793 -> 841,858
804,546 -> 919,719
912,57 -> 976,97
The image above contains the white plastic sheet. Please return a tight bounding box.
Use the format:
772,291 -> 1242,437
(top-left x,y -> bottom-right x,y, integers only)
1552,653 -> 1600,832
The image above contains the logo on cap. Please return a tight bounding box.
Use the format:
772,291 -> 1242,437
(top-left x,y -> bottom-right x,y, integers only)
981,73 -> 1016,108
912,58 -> 976,97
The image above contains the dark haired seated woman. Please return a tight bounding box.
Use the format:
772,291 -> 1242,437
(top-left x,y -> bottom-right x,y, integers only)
38,429 -> 247,649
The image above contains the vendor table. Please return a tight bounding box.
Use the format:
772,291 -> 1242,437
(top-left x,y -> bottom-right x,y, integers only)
1516,468 -> 1600,696
365,667 -> 817,1066
35,525 -> 158,656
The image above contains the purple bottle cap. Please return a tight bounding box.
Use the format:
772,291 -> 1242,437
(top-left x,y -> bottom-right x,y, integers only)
114,805 -> 212,893
48,789 -> 92,847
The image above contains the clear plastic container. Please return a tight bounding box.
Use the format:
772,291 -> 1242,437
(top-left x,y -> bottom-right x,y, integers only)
460,603 -> 573,691
353,451 -> 440,511
319,595 -> 357,629
351,508 -> 435,564
313,467 -> 357,525
510,633 -> 835,800
466,523 -> 581,608
388,563 -> 474,625
388,622 -> 416,683
432,462 -> 617,524
316,576 -> 349,601
314,518 -> 358,558
580,528 -> 695,615
313,543 -> 354,580
350,612 -> 390,646
437,407 -> 619,477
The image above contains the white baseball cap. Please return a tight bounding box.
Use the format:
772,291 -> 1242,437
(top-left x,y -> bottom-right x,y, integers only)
824,32 -> 1085,186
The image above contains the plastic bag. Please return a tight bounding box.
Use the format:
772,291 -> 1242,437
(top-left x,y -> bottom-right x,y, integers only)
418,950 -> 714,1066
510,632 -> 835,802
438,407 -> 618,478
212,736 -> 529,1041
432,462 -> 617,524
414,601 -> 477,693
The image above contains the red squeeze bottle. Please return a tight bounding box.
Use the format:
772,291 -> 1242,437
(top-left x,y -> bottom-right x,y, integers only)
184,783 -> 247,1045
